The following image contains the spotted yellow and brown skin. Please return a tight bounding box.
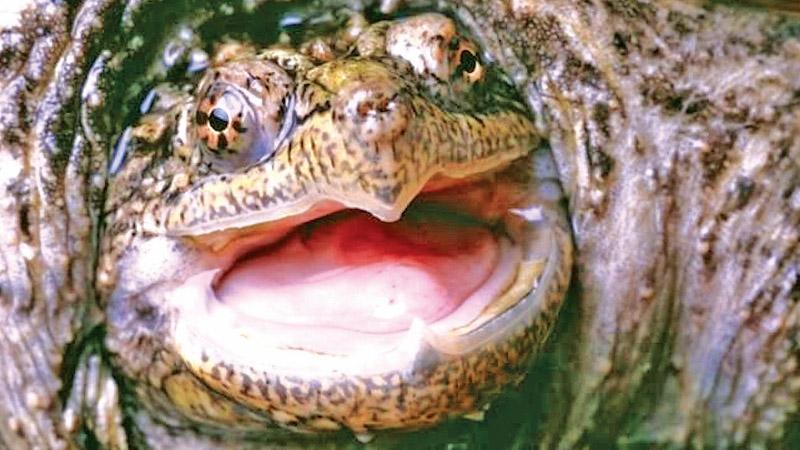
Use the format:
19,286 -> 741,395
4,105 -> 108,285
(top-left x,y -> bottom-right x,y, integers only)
100,11 -> 572,437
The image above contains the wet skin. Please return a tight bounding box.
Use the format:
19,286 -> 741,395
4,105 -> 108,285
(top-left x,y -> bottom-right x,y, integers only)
1,1 -> 798,449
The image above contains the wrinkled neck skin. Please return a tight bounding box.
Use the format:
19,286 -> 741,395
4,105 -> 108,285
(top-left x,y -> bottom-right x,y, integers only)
0,1 -> 797,449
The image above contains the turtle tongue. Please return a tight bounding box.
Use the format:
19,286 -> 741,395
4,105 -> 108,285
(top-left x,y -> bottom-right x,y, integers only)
214,210 -> 499,333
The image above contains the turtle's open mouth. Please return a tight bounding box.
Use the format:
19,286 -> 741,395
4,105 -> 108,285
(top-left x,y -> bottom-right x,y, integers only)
147,154 -> 571,436
215,207 -> 512,336
168,168 -> 558,377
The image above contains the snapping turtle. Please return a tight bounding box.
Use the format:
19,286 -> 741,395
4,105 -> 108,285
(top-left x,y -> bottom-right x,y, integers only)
0,0 -> 798,449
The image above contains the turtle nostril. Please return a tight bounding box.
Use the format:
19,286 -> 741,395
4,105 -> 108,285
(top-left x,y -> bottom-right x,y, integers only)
209,108 -> 229,132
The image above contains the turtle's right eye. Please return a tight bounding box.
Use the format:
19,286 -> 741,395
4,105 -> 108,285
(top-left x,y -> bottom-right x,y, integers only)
207,108 -> 230,133
193,61 -> 296,172
195,86 -> 256,154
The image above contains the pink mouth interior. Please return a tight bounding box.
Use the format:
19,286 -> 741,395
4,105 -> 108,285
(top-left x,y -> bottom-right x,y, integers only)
215,211 -> 499,333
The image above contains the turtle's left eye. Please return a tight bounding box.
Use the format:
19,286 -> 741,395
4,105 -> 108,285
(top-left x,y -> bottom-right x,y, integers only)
452,43 -> 484,84
457,49 -> 478,74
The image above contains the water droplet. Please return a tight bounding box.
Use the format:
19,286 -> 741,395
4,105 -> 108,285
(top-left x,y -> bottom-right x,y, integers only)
187,49 -> 209,74
163,40 -> 186,69
109,127 -> 133,175
279,13 -> 304,29
139,88 -> 159,115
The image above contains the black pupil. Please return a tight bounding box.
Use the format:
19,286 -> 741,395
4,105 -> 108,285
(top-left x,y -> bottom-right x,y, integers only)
209,108 -> 229,132
459,50 -> 477,74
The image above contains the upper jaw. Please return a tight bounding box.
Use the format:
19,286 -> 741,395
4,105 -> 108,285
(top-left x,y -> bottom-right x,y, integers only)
143,57 -> 539,237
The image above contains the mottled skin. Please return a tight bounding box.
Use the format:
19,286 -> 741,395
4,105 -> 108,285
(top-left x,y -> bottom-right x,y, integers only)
100,12 -> 572,438
0,1 -> 798,450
